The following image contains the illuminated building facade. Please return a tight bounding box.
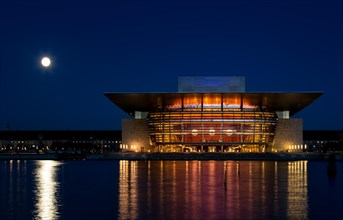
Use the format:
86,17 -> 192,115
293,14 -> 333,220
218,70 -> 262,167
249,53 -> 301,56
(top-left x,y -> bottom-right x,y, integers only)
106,77 -> 322,153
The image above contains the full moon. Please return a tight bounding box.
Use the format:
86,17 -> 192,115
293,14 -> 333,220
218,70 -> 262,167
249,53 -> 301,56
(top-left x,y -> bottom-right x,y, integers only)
41,57 -> 51,67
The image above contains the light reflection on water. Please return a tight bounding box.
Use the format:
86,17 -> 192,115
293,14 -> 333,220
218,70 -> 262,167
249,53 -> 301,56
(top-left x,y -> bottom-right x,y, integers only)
118,160 -> 309,219
33,160 -> 62,220
287,161 -> 308,219
118,160 -> 138,220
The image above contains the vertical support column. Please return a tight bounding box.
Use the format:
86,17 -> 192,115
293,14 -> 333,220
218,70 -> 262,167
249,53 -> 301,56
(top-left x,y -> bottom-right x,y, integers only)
161,94 -> 165,111
252,111 -> 256,143
181,94 -> 184,111
201,94 -> 204,149
221,93 -> 224,147
240,94 -> 244,146
240,124 -> 244,143
260,112 -> 263,146
201,111 -> 204,148
180,94 -> 184,150
160,113 -> 163,144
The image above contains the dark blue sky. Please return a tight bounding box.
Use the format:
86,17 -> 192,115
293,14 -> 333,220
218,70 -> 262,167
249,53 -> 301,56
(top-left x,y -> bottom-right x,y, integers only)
0,0 -> 342,130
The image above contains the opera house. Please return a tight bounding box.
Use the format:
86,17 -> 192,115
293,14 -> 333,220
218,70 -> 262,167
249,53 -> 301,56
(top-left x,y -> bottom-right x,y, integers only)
105,77 -> 322,153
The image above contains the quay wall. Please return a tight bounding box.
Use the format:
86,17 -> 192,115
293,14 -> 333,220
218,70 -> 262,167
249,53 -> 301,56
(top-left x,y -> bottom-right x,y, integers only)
1,153 -> 340,161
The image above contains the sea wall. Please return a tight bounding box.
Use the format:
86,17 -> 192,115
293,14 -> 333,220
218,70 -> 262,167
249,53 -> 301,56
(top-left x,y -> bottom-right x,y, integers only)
1,152 -> 340,161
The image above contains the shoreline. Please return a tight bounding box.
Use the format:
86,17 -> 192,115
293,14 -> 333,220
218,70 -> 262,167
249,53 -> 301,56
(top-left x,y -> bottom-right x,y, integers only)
0,152 -> 342,161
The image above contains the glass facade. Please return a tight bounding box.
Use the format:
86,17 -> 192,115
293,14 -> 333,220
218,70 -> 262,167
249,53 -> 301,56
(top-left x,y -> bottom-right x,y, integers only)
147,95 -> 278,152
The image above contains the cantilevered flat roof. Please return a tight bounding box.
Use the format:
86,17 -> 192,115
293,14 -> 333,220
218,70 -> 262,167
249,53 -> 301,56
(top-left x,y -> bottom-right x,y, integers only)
105,92 -> 323,116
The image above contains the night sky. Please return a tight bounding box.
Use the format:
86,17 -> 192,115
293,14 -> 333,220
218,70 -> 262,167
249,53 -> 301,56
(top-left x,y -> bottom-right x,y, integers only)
0,0 -> 342,131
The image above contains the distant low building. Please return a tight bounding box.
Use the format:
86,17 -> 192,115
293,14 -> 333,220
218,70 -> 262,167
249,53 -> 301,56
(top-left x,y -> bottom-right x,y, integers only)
303,130 -> 343,152
0,130 -> 122,154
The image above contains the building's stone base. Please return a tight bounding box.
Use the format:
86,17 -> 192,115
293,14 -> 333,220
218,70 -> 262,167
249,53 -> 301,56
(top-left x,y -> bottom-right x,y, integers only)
273,119 -> 303,152
122,119 -> 154,152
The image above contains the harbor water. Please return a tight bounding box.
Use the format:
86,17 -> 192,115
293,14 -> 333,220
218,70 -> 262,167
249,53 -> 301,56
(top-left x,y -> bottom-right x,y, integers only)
1,160 -> 342,219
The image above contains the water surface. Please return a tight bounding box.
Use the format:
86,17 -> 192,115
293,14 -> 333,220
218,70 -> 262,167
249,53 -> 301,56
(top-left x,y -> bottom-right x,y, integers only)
0,160 -> 342,219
